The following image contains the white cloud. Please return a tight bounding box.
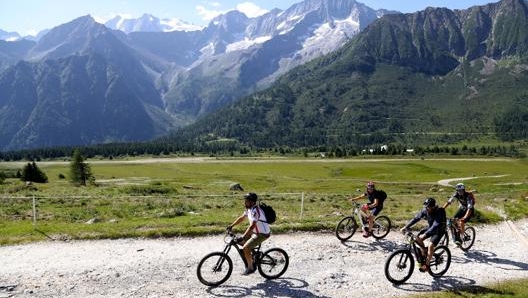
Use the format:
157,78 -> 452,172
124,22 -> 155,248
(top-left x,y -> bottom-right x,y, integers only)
196,2 -> 269,23
235,2 -> 269,18
196,5 -> 223,22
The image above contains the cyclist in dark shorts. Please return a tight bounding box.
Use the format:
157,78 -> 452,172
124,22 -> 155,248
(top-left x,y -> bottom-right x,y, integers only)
443,182 -> 475,245
401,197 -> 446,272
350,181 -> 386,238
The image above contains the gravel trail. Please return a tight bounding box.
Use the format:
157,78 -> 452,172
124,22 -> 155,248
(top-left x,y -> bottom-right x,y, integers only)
1,219 -> 527,298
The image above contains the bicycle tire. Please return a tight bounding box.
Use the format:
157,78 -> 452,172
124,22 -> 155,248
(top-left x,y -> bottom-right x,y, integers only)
384,249 -> 414,284
196,252 -> 233,287
371,215 -> 391,239
258,248 -> 289,279
335,216 -> 358,241
428,245 -> 451,277
460,226 -> 476,251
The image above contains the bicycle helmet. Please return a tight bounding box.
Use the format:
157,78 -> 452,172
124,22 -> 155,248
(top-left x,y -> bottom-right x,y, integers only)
243,192 -> 258,202
367,181 -> 375,189
423,197 -> 436,208
455,183 -> 465,191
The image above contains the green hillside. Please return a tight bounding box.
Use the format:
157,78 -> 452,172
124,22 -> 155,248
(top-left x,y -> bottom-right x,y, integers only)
164,0 -> 528,151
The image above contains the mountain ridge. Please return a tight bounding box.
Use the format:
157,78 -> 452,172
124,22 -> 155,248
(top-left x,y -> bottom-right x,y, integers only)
160,0 -> 528,151
0,0 -> 392,151
2,0 -> 527,153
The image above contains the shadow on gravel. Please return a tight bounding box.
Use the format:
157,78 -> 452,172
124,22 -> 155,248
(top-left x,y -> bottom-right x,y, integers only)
461,250 -> 528,270
391,276 -> 478,294
340,238 -> 399,253
431,276 -> 512,295
206,278 -> 332,298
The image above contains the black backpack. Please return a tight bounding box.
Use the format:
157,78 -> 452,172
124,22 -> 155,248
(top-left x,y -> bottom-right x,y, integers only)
377,190 -> 387,202
258,202 -> 276,224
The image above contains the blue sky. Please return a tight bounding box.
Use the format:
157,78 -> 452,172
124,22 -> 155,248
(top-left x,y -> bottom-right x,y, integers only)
1,0 -> 499,36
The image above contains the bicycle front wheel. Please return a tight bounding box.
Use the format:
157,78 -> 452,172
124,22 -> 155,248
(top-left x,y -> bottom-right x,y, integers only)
460,226 -> 476,251
439,230 -> 449,247
371,215 -> 391,239
196,252 -> 233,287
258,248 -> 289,279
384,249 -> 414,284
428,245 -> 451,277
335,216 -> 358,241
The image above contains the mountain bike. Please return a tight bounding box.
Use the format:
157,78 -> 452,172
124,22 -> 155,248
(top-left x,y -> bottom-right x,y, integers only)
439,217 -> 476,251
384,231 -> 451,284
196,230 -> 289,287
335,201 -> 391,241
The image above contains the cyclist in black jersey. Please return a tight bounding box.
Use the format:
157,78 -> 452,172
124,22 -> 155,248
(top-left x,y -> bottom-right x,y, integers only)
442,183 -> 475,245
350,181 -> 386,238
401,197 -> 446,272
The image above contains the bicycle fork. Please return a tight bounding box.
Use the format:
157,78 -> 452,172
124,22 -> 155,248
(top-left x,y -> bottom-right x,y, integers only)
213,244 -> 233,272
448,219 -> 460,242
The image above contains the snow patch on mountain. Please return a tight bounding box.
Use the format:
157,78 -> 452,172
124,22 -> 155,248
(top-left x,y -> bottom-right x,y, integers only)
226,35 -> 272,52
104,14 -> 203,33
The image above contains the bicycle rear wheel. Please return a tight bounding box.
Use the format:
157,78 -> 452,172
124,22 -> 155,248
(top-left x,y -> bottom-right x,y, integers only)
371,215 -> 391,239
384,249 -> 414,284
428,245 -> 451,277
460,226 -> 476,251
196,252 -> 233,287
335,216 -> 358,241
258,248 -> 289,279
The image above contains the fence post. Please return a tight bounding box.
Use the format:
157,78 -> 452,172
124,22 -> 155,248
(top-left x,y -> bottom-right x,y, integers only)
300,192 -> 304,220
32,195 -> 36,226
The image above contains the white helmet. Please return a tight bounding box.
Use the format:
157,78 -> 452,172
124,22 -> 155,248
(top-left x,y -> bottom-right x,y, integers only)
455,183 -> 465,191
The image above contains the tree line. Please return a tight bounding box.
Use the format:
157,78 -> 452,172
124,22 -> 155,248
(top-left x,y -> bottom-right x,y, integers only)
0,149 -> 94,186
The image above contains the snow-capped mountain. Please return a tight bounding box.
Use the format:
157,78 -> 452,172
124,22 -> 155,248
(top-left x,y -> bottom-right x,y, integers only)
0,0 -> 398,150
158,0 -> 397,115
104,13 -> 203,33
0,29 -> 21,41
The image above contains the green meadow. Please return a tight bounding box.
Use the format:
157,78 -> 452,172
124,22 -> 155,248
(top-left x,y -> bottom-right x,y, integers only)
0,156 -> 527,245
406,278 -> 527,298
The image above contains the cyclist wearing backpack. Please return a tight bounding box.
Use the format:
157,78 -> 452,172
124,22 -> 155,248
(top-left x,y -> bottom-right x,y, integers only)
442,183 -> 475,245
350,181 -> 386,238
400,197 -> 446,273
227,192 -> 270,275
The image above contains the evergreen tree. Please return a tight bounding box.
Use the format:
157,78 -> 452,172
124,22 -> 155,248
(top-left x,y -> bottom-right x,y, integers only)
20,161 -> 48,183
70,149 -> 94,186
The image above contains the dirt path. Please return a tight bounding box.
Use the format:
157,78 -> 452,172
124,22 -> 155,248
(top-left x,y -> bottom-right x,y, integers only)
437,175 -> 509,187
1,219 -> 527,298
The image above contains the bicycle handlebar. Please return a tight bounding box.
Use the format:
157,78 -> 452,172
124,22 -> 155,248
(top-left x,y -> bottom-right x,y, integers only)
350,201 -> 361,207
224,228 -> 238,244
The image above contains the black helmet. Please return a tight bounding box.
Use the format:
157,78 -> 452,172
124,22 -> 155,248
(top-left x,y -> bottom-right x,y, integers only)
423,197 -> 436,208
244,192 -> 258,202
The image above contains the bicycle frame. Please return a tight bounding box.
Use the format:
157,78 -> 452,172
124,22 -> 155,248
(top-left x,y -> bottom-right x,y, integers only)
448,218 -> 462,238
443,217 -> 476,251
219,231 -> 261,268
335,201 -> 391,241
384,231 -> 451,284
351,201 -> 370,227
197,230 -> 289,287
404,232 -> 427,262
